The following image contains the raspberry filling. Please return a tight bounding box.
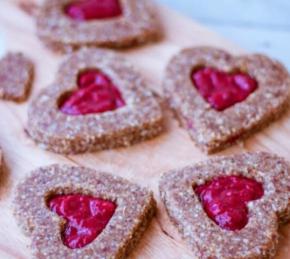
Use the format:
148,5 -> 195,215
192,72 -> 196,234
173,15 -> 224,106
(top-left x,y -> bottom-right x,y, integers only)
59,69 -> 125,115
64,0 -> 122,21
192,67 -> 258,111
48,194 -> 117,249
194,175 -> 263,231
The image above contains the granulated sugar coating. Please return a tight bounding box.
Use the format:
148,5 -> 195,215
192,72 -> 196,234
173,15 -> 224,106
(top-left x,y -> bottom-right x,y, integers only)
36,0 -> 161,52
0,52 -> 33,102
163,47 -> 290,153
14,164 -> 156,259
27,48 -> 164,154
159,152 -> 290,258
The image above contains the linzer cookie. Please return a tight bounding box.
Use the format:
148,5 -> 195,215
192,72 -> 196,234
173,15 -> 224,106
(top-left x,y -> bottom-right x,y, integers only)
159,152 -> 290,258
36,0 -> 161,52
27,48 -> 163,154
163,47 -> 290,153
14,164 -> 156,258
0,53 -> 33,102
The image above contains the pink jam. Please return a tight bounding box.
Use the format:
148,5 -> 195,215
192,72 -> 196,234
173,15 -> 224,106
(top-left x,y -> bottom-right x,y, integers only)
48,194 -> 117,249
195,175 -> 263,231
192,67 -> 258,111
59,69 -> 125,115
64,0 -> 122,21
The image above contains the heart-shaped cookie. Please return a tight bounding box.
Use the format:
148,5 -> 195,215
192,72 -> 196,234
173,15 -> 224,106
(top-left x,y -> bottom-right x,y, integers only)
14,164 -> 156,258
163,47 -> 290,153
36,0 -> 161,52
0,53 -> 34,102
27,48 -> 163,154
159,152 -> 290,258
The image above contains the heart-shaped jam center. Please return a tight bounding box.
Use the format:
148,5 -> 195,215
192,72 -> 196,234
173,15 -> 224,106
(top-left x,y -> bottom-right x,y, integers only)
48,194 -> 117,249
64,0 -> 122,21
192,67 -> 258,111
59,69 -> 125,115
195,175 -> 263,231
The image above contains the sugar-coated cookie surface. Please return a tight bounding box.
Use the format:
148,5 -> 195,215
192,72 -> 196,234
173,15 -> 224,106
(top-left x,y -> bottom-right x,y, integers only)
27,48 -> 164,154
163,47 -> 290,153
159,152 -> 290,259
0,52 -> 33,102
36,0 -> 161,52
14,164 -> 156,259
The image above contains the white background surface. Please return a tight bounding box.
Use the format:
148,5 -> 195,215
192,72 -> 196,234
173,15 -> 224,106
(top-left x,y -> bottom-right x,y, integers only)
0,1 -> 289,68
0,25 -> 5,58
158,0 -> 290,69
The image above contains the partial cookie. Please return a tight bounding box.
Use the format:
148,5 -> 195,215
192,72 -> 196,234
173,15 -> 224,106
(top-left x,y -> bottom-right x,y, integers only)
0,53 -> 34,102
163,47 -> 290,153
159,152 -> 290,258
27,48 -> 163,154
36,0 -> 161,52
14,164 -> 156,258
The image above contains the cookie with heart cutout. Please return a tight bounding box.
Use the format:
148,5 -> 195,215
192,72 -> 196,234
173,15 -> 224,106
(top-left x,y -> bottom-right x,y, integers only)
163,47 -> 290,153
159,152 -> 290,258
27,48 -> 163,154
0,52 -> 34,102
14,164 -> 156,258
35,0 -> 161,52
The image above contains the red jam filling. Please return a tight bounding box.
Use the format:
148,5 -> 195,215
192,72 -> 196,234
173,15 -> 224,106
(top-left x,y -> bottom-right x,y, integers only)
64,0 -> 122,21
192,67 -> 258,111
59,69 -> 125,115
194,175 -> 263,231
48,194 -> 117,249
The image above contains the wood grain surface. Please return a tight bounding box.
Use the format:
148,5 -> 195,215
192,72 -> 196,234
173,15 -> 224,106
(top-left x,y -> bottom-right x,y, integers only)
0,1 -> 290,258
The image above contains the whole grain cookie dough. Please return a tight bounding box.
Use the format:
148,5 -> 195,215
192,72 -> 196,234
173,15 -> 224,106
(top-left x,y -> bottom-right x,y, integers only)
14,164 -> 156,259
163,47 -> 290,153
159,152 -> 290,259
0,53 -> 34,102
35,0 -> 161,52
27,47 -> 164,154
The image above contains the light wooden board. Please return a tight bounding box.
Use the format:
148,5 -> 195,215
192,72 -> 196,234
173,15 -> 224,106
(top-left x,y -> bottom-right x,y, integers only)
0,1 -> 290,258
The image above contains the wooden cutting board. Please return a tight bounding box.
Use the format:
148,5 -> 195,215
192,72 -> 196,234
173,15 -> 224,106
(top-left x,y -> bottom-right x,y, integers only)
0,1 -> 290,258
